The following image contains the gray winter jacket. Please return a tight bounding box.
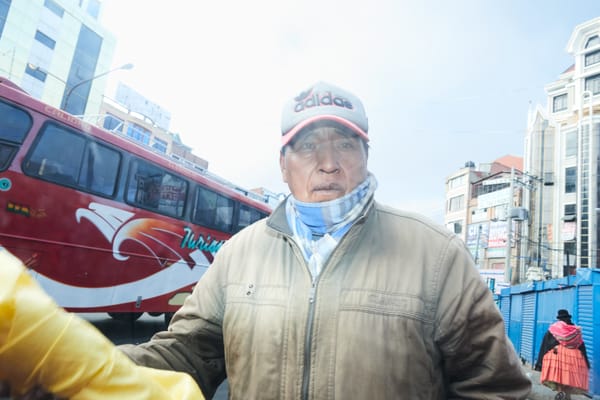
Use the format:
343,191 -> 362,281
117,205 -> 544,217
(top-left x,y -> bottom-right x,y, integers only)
121,198 -> 531,399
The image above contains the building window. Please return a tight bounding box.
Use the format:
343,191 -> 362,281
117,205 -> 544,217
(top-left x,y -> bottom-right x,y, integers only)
564,241 -> 576,267
63,25 -> 102,115
0,0 -> 10,38
585,73 -> 600,95
102,113 -> 123,133
565,131 -> 577,157
585,35 -> 600,49
448,195 -> 464,212
34,30 -> 56,50
126,123 -> 151,145
565,204 -> 577,217
44,0 -> 64,17
86,0 -> 101,19
565,167 -> 577,193
552,94 -> 567,112
24,64 -> 47,82
448,174 -> 466,189
585,49 -> 600,67
152,137 -> 168,154
447,221 -> 462,234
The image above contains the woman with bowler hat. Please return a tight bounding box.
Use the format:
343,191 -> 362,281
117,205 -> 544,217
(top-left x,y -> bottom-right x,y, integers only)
535,309 -> 590,399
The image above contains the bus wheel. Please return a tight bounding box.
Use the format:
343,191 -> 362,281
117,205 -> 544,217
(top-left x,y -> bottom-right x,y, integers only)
164,312 -> 175,327
108,312 -> 143,323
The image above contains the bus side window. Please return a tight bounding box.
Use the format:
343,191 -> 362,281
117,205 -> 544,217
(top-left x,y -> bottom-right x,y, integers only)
23,123 -> 85,186
236,205 -> 265,232
193,186 -> 233,232
0,100 -> 32,171
126,159 -> 187,218
0,100 -> 32,144
79,142 -> 120,197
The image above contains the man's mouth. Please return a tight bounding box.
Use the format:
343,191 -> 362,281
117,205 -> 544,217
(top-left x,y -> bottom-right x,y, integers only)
313,183 -> 343,192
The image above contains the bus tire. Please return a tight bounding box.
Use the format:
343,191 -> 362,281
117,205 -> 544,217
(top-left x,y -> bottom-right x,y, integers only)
107,312 -> 143,323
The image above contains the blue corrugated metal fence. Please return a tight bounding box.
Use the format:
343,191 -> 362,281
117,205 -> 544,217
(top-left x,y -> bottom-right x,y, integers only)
499,268 -> 600,396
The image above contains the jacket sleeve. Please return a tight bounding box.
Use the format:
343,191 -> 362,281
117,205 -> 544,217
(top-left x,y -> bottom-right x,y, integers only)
0,248 -> 204,400
433,237 -> 531,399
119,244 -> 229,398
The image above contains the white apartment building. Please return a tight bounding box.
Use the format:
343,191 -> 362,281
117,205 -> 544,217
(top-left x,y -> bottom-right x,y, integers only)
0,0 -> 211,171
0,0 -> 115,116
525,16 -> 600,278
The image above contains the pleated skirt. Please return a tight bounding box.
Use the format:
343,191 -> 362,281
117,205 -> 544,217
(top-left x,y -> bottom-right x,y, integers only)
540,345 -> 589,394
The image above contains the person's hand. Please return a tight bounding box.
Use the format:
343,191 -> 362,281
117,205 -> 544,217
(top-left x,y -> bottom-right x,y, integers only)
0,382 -> 62,400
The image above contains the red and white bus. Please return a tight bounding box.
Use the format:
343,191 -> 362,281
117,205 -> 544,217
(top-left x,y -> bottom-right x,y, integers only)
0,77 -> 273,324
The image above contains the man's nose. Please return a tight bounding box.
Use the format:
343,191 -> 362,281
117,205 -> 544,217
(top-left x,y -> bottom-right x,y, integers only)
316,142 -> 340,173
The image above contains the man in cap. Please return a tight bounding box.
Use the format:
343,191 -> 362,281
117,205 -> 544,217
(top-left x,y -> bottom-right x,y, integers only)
118,81 -> 531,399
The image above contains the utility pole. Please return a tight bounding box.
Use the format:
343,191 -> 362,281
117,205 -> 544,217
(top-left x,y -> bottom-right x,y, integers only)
505,167 -> 514,283
537,122 -> 547,271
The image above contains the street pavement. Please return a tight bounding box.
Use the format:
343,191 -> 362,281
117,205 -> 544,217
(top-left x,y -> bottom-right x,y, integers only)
523,364 -> 589,400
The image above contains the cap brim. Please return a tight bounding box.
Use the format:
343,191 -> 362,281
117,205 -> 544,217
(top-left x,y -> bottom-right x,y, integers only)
281,115 -> 369,147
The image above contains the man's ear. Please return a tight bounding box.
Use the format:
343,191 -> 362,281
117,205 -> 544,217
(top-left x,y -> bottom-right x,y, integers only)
279,152 -> 288,183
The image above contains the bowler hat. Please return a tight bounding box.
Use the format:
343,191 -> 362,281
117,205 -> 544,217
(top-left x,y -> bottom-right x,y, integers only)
556,309 -> 572,320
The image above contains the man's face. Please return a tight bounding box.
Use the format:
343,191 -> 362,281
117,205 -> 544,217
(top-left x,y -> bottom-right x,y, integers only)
280,124 -> 368,203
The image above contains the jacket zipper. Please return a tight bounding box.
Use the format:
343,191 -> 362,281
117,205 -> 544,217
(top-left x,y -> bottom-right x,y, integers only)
301,279 -> 317,400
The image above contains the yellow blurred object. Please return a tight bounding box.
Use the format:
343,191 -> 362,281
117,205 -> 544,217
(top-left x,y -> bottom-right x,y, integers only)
0,248 -> 205,399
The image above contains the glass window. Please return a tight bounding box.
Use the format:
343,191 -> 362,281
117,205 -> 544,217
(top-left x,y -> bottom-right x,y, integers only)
0,100 -> 32,144
565,131 -> 577,157
22,122 -> 120,195
34,30 -> 56,50
564,204 -> 576,216
585,74 -> 600,95
127,160 -> 187,217
86,0 -> 100,19
565,167 -> 577,193
0,100 -> 32,170
152,137 -> 168,153
193,187 -> 234,232
0,0 -> 11,38
448,194 -> 464,212
22,123 -> 86,186
25,64 -> 47,82
448,174 -> 465,189
44,0 -> 64,17
564,241 -> 576,267
127,123 -> 151,145
102,113 -> 123,133
237,204 -> 266,232
79,141 -> 120,196
63,25 -> 101,115
585,35 -> 600,49
585,49 -> 600,67
552,94 -> 567,112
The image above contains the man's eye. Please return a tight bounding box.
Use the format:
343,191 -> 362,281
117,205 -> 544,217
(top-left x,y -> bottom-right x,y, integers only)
336,140 -> 356,150
299,142 -> 316,151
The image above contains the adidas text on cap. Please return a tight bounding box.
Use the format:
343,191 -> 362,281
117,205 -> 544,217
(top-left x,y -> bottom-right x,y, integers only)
281,81 -> 369,147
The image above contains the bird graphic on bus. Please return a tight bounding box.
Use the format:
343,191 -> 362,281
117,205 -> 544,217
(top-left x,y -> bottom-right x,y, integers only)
75,202 -> 223,269
28,202 -> 224,309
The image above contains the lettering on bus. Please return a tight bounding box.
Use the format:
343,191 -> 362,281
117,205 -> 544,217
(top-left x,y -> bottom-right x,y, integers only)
43,105 -> 92,132
180,226 -> 225,254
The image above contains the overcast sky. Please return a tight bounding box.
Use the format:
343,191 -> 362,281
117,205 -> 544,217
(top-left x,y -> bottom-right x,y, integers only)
100,0 -> 600,222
